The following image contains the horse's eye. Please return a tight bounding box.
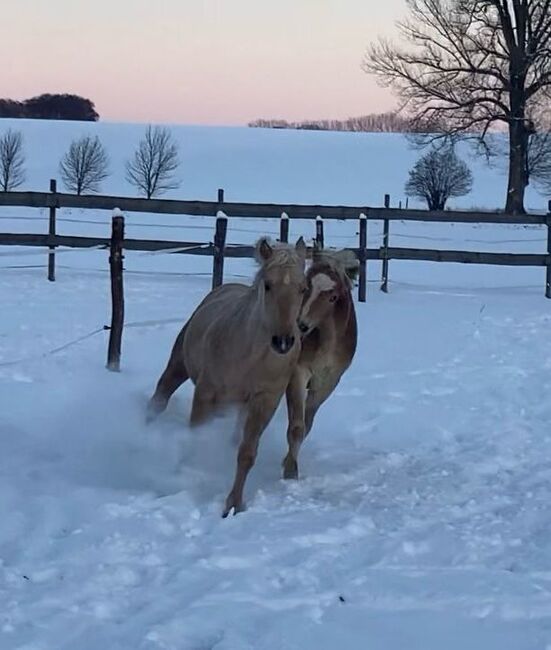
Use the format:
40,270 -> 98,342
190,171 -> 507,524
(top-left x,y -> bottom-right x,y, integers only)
329,295 -> 338,303
265,282 -> 271,292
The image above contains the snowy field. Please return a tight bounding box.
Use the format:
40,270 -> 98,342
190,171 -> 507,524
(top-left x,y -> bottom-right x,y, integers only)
1,120 -> 551,649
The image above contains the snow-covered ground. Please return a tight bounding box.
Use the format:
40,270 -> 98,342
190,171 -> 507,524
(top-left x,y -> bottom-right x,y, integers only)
1,121 -> 551,649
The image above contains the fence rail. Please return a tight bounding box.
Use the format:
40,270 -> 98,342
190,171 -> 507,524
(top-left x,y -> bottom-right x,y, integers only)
0,189 -> 547,224
1,184 -> 551,300
1,232 -> 548,267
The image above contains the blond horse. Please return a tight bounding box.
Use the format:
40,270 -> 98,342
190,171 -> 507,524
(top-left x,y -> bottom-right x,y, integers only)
148,237 -> 307,516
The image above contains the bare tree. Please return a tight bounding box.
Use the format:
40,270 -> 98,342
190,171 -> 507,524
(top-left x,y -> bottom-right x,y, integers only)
405,147 -> 473,210
126,126 -> 180,199
488,96 -> 551,192
524,97 -> 551,192
0,129 -> 25,191
528,130 -> 551,192
364,0 -> 551,215
59,135 -> 109,195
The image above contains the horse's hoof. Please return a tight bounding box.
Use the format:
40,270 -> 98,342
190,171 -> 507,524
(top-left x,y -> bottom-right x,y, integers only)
222,499 -> 246,518
145,398 -> 165,424
282,458 -> 299,480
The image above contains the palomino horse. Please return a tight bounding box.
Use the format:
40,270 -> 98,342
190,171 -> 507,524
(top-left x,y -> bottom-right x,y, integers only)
147,237 -> 307,516
282,246 -> 359,480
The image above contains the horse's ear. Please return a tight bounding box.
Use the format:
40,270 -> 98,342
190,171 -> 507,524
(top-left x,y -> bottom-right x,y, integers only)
342,252 -> 360,281
255,237 -> 273,262
344,260 -> 360,281
334,249 -> 360,282
295,236 -> 306,260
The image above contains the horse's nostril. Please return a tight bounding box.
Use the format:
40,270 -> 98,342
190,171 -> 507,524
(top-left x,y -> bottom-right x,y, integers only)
286,336 -> 295,349
298,322 -> 309,334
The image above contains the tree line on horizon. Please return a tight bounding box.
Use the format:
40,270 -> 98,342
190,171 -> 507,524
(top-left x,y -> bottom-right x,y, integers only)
0,94 -> 99,121
248,112 -> 421,133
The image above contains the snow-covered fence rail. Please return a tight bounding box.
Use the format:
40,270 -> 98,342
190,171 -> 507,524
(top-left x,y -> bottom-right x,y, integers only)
0,188 -> 548,224
0,232 -> 245,256
1,185 -> 551,299
3,230 -> 550,294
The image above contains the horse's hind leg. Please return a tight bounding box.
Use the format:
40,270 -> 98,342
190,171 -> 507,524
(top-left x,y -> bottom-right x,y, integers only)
147,361 -> 189,421
189,384 -> 217,428
146,326 -> 189,423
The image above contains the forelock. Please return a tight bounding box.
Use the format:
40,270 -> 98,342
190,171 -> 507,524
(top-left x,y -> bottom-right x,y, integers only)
258,243 -> 303,273
311,272 -> 336,293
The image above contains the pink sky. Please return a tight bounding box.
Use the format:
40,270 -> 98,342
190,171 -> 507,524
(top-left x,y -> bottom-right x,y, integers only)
5,0 -> 403,125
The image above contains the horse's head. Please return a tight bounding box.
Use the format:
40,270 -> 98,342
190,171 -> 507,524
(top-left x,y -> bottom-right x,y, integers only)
255,236 -> 307,355
297,246 -> 359,336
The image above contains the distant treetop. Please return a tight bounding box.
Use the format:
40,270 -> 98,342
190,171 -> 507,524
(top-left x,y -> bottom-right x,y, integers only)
0,94 -> 99,121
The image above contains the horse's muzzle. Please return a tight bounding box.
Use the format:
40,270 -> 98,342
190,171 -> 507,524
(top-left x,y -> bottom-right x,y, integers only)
271,335 -> 295,355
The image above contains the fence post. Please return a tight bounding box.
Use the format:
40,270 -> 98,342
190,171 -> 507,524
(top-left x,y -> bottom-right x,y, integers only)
217,188 -> 224,204
315,215 -> 324,249
48,179 -> 57,281
279,212 -> 289,243
358,212 -> 368,303
106,210 -> 125,372
381,194 -> 390,293
546,200 -> 551,298
212,210 -> 228,289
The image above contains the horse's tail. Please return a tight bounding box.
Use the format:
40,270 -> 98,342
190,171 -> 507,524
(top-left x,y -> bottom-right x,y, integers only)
146,322 -> 190,423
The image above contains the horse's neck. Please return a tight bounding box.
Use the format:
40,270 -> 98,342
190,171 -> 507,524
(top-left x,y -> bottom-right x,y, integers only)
318,290 -> 353,345
339,290 -> 354,327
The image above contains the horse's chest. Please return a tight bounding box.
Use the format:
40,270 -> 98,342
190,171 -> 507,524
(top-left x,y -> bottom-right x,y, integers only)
222,347 -> 296,399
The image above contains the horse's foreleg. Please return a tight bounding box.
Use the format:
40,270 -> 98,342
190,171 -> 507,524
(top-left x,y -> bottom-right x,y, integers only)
222,393 -> 280,517
282,370 -> 307,480
146,326 -> 189,423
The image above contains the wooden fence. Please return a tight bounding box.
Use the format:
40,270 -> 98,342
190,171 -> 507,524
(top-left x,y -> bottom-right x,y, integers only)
1,184 -> 551,302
